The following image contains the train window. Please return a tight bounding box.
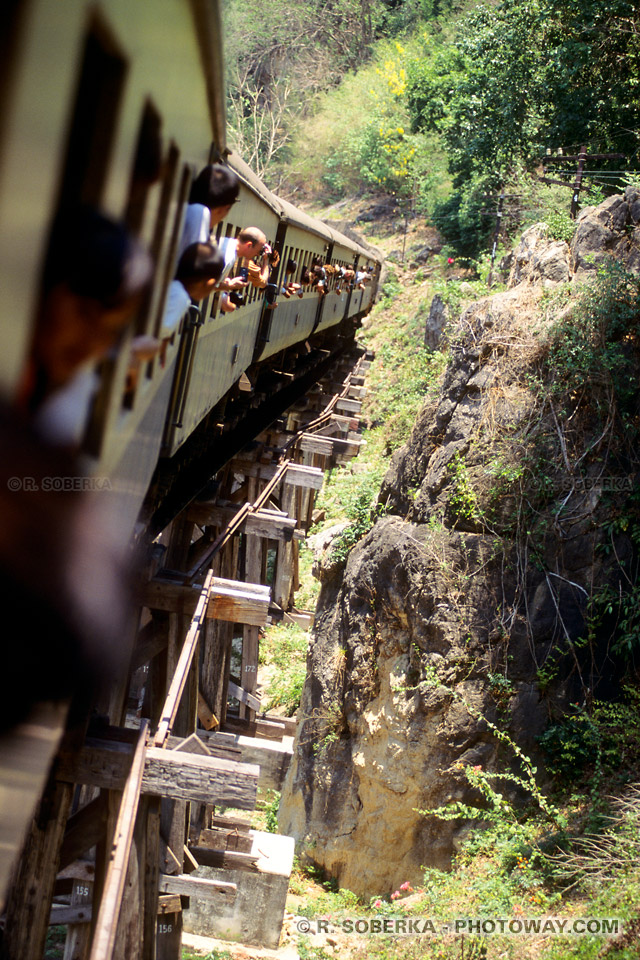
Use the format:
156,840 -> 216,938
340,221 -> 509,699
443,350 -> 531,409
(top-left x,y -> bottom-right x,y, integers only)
125,101 -> 163,235
152,160 -> 190,338
121,143 -> 184,410
57,19 -> 127,210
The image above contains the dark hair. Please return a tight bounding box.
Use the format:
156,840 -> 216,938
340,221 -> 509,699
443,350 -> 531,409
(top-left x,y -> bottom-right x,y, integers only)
286,259 -> 297,274
176,241 -> 224,284
42,206 -> 152,308
189,165 -> 240,208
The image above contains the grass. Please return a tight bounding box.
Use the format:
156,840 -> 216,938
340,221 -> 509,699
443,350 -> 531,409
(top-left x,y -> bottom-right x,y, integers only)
259,621 -> 309,716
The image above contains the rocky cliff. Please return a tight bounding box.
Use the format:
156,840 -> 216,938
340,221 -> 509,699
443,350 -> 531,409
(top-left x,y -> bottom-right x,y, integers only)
279,189 -> 640,898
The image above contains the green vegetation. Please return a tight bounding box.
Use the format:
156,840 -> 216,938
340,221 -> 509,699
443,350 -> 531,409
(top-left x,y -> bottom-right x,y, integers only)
259,622 -> 309,716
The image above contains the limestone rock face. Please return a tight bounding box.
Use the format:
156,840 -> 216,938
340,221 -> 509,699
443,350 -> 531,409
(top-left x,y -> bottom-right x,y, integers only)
279,190 -> 639,900
424,294 -> 448,350
506,190 -> 640,287
279,518 -> 507,897
509,224 -> 570,286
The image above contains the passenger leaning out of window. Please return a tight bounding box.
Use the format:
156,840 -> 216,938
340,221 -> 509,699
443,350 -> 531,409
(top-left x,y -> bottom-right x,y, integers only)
217,227 -> 273,313
16,205 -> 152,447
178,164 -> 240,258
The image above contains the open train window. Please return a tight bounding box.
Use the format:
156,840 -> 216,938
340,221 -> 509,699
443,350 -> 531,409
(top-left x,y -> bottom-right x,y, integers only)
57,18 -> 127,210
121,142 -> 185,410
125,100 -> 163,236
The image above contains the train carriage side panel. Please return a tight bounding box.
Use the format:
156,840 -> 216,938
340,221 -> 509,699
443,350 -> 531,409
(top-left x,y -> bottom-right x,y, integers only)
162,176 -> 281,457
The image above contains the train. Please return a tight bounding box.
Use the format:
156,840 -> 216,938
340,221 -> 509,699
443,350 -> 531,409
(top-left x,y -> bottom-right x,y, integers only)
0,0 -> 381,551
0,1 -> 381,951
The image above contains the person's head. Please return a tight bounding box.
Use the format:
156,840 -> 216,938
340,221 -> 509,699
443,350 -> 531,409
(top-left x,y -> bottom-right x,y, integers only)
32,206 -> 153,393
176,241 -> 224,301
189,165 -> 240,225
237,226 -> 267,260
286,258 -> 297,275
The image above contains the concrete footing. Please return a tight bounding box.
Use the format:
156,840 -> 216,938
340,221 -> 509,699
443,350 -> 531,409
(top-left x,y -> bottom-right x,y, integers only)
182,830 -> 295,949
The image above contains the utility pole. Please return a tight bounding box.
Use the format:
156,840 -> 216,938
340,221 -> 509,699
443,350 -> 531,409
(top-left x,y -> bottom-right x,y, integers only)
487,188 -> 504,288
539,146 -> 626,217
570,145 -> 587,219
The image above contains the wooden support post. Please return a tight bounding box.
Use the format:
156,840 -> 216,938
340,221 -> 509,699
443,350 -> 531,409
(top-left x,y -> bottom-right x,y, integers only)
239,625 -> 260,722
0,701 -> 68,914
88,721 -> 149,960
0,777 -> 75,960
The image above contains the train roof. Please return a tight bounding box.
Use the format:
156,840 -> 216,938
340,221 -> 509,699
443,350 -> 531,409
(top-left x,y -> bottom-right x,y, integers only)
225,152 -> 377,262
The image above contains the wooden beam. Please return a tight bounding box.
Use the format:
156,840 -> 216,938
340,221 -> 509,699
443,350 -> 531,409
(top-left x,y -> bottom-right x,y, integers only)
228,680 -> 261,713
185,503 -> 297,541
158,895 -> 182,915
158,874 -> 236,905
197,690 -> 219,730
229,460 -> 325,489
57,739 -> 259,808
88,720 -> 149,960
298,434 -> 334,456
334,397 -> 362,415
59,794 -> 109,872
141,579 -> 202,616
132,616 -> 170,670
189,846 -> 259,872
201,730 -> 293,792
154,571 -> 215,747
50,904 -> 92,926
197,827 -> 253,853
0,701 -> 69,912
207,577 -> 271,627
223,716 -> 286,741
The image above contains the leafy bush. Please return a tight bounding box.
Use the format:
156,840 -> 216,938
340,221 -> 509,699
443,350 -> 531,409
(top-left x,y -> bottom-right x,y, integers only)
545,211 -> 576,244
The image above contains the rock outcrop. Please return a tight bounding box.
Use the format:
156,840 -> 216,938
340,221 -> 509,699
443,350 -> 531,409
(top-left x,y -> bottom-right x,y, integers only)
279,191 -> 640,898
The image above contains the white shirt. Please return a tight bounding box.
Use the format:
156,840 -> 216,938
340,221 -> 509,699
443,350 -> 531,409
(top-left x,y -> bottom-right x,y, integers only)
218,236 -> 239,282
160,280 -> 191,337
34,364 -> 99,448
177,204 -> 211,259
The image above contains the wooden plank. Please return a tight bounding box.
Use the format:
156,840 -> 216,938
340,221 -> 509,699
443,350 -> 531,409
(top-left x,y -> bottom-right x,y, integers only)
298,434 -> 334,456
154,570 -> 215,747
144,749 -> 258,807
228,680 -> 261,713
57,740 -> 258,807
88,720 -> 149,960
201,730 -> 293,792
158,874 -> 236,904
0,701 -> 69,913
189,847 -> 259,872
223,716 -> 286,742
198,827 -> 253,853
186,503 -> 297,542
207,577 -> 271,627
197,690 -> 219,730
157,895 -> 182,915
50,904 -> 92,926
